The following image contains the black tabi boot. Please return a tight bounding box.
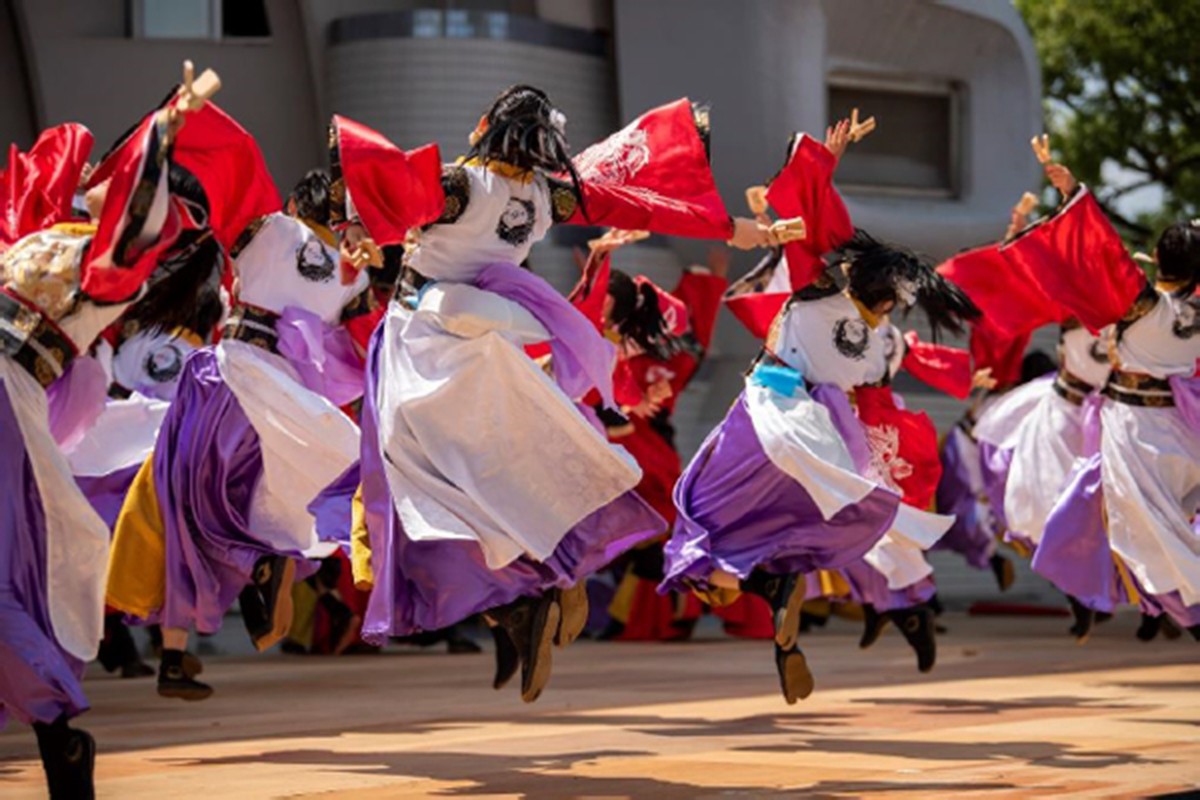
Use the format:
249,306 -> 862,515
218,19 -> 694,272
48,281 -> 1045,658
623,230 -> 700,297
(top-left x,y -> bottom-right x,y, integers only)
33,715 -> 95,800
554,583 -> 589,648
157,649 -> 213,701
488,594 -> 560,703
249,555 -> 297,652
858,604 -> 888,650
888,605 -> 937,673
1135,613 -> 1163,642
1188,624 -> 1200,642
740,570 -> 806,650
98,613 -> 154,678
1067,595 -> 1095,644
1160,616 -> 1183,640
774,643 -> 815,705
240,582 -> 272,645
489,624 -> 520,690
442,624 -> 483,655
990,554 -> 1016,592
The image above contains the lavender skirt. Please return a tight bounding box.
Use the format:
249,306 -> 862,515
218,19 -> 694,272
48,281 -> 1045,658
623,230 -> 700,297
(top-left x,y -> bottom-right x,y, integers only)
660,392 -> 897,594
0,382 -> 88,727
145,349 -> 306,634
932,427 -> 995,570
353,324 -> 664,642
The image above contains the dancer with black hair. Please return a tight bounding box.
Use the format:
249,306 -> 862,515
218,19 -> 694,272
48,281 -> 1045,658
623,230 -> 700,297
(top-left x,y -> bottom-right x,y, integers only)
105,162 -> 375,700
0,75 -> 221,799
333,85 -> 771,702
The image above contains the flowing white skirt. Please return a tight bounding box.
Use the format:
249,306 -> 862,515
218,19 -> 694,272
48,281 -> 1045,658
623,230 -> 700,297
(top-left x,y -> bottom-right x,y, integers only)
1003,392 -> 1087,545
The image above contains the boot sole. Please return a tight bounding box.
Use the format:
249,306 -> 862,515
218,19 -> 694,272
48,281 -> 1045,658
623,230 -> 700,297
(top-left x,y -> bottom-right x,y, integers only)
781,650 -> 816,705
774,577 -> 806,650
555,584 -> 588,648
254,559 -> 297,653
522,601 -> 560,704
157,684 -> 214,702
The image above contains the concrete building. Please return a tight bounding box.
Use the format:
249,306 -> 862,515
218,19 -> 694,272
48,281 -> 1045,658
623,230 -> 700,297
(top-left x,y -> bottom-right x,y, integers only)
1,0 -> 1050,603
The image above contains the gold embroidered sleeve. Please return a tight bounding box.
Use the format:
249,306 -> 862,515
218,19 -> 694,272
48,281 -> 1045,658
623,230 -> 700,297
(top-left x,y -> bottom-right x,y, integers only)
433,166 -> 471,226
547,176 -> 580,224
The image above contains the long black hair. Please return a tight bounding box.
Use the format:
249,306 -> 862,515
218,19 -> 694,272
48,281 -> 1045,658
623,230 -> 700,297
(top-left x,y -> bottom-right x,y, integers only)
120,163 -> 224,337
288,169 -> 332,227
839,229 -> 980,341
1154,221 -> 1200,297
465,85 -> 586,203
608,269 -> 675,359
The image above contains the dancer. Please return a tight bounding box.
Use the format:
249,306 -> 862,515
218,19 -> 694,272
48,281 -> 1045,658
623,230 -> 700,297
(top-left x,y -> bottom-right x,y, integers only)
1006,158 -> 1200,640
336,86 -> 770,702
106,163 -> 372,700
0,71 -> 221,798
664,120 -> 960,702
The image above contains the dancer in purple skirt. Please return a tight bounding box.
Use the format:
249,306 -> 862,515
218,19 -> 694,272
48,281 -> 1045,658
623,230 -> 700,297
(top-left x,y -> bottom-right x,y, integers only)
0,77 -> 223,799
334,86 -> 772,703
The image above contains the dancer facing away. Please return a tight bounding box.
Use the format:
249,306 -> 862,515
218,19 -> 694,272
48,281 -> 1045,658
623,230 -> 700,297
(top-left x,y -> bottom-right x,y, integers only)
0,73 -> 221,799
336,85 -> 774,702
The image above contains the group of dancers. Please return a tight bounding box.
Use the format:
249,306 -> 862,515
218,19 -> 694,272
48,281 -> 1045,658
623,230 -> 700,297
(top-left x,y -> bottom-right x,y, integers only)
1,65 -> 1197,798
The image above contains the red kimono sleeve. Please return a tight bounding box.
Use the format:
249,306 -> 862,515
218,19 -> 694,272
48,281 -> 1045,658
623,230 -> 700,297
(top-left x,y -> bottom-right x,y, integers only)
0,123 -> 94,250
969,320 -> 1031,390
937,243 -> 1065,339
329,116 -> 444,246
673,269 -> 727,350
764,133 -> 854,289
901,330 -> 973,399
559,99 -> 733,240
1001,187 -> 1145,333
566,251 -> 610,333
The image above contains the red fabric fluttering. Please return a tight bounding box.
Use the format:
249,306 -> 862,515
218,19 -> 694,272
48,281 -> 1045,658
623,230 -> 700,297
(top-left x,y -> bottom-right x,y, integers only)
672,269 -> 726,350
0,123 -> 94,251
970,323 -> 1031,390
855,384 -> 942,510
566,250 -> 612,333
937,243 -> 1066,340
1001,188 -> 1145,333
330,115 -> 445,247
562,99 -> 733,240
765,134 -> 854,289
723,249 -> 789,340
901,330 -> 973,400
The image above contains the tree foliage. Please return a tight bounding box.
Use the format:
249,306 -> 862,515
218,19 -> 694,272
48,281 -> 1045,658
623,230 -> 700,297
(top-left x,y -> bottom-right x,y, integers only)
1016,0 -> 1199,246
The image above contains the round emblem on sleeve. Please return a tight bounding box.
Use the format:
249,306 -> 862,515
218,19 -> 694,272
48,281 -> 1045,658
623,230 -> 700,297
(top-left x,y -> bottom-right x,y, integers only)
496,198 -> 536,246
833,318 -> 871,360
296,237 -> 336,283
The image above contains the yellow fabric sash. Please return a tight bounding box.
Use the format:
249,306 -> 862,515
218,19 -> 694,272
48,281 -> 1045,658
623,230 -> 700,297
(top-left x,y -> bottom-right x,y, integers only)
349,484 -> 375,591
105,456 -> 167,618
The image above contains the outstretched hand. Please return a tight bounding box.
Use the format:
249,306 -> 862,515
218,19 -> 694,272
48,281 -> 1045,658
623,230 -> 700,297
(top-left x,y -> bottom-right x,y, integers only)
1044,163 -> 1078,199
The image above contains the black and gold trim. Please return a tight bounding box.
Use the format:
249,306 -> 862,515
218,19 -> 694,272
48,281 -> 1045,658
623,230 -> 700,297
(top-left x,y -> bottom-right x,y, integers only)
222,304 -> 280,354
547,175 -> 581,223
0,290 -> 78,389
1053,369 -> 1096,406
327,122 -> 348,227
1115,282 -> 1160,340
435,166 -> 471,226
230,215 -> 269,259
1103,370 -> 1174,408
112,118 -> 169,268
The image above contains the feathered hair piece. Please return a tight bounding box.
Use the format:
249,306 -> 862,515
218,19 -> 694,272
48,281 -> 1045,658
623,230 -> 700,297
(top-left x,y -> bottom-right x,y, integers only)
837,229 -> 980,341
466,84 -> 586,205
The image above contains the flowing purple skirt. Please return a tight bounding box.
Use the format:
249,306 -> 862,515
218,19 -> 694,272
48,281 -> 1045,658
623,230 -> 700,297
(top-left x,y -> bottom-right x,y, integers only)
0,382 -> 88,727
660,392 -> 897,594
146,349 -> 301,634
356,322 -> 664,642
77,462 -> 143,532
1036,453 -> 1200,627
932,428 -> 995,570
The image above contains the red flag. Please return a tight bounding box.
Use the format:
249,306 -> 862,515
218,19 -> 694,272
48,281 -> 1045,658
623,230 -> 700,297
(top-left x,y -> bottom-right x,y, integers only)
0,123 -> 94,250
331,115 -> 445,246
765,134 -> 854,289
937,243 -> 1065,339
902,330 -> 973,400
562,99 -> 733,240
1001,188 -> 1144,333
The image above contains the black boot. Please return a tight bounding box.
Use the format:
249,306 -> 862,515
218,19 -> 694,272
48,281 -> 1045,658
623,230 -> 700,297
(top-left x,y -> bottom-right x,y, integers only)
490,624 -> 519,690
1135,613 -> 1163,642
1067,596 -> 1095,644
990,554 -> 1015,592
1188,624 -> 1200,642
248,555 -> 296,652
488,594 -> 560,703
98,613 -> 154,678
740,570 -> 805,650
1160,616 -> 1183,640
33,715 -> 95,800
858,604 -> 888,650
554,583 -> 588,648
157,649 -> 213,701
774,643 -> 815,705
888,605 -> 937,673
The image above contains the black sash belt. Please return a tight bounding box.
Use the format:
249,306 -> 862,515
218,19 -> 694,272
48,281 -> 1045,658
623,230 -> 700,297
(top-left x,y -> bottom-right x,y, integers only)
1103,370 -> 1174,408
0,289 -> 77,388
222,305 -> 280,354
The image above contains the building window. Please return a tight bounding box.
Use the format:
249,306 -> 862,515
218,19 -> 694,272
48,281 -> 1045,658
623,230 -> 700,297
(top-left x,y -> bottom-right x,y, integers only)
828,78 -> 960,198
132,0 -> 270,40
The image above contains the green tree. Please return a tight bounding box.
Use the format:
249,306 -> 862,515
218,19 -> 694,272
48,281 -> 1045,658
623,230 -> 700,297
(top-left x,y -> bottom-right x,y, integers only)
1016,0 -> 1199,246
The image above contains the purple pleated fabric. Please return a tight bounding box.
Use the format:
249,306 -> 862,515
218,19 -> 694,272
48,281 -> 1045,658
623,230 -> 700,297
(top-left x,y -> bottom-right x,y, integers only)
476,262 -> 617,406
76,462 -> 143,531
660,391 -> 897,593
978,440 -> 1014,538
0,381 -> 88,728
44,355 -> 108,450
933,428 -> 994,570
149,348 -> 301,633
358,322 -> 663,642
838,559 -> 937,612
308,461 -> 359,545
276,306 -> 366,407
